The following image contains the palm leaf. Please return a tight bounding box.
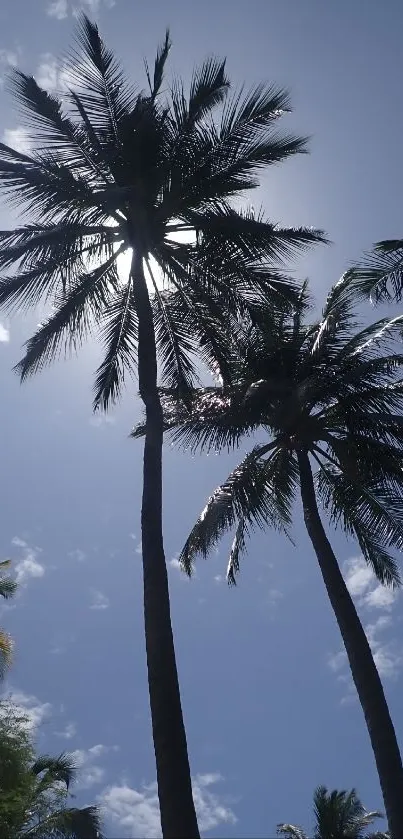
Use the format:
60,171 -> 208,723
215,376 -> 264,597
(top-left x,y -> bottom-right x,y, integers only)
179,443 -> 292,577
31,753 -> 78,790
15,254 -> 120,380
351,239 -> 403,303
93,278 -> 138,410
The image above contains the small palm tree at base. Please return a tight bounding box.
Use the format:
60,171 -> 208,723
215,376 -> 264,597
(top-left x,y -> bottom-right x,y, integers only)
136,276 -> 403,835
0,14 -> 324,837
0,560 -> 17,679
0,702 -> 103,838
278,785 -> 388,839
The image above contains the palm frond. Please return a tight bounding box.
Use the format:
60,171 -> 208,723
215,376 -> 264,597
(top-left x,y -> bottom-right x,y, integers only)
188,205 -> 327,263
15,255 -> 119,381
93,278 -> 138,410
67,14 -> 133,142
9,71 -> 104,180
0,631 -> 13,679
277,824 -> 306,839
351,239 -> 403,303
179,443 -> 292,576
315,458 -> 402,586
311,270 -> 357,356
31,753 -> 78,790
145,29 -> 171,100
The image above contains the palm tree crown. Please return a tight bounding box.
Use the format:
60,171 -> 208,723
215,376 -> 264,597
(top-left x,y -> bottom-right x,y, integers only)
142,275 -> 403,587
278,785 -> 387,839
0,704 -> 103,838
0,14 -> 323,405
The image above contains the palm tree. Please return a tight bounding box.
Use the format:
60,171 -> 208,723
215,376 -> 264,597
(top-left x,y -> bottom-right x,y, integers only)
0,15 -> 323,836
277,784 -> 387,839
137,276 -> 403,835
0,560 -> 17,678
0,703 -> 102,838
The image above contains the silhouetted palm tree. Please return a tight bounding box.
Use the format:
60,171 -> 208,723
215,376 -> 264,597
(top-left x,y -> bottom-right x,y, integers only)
0,15 -> 323,836
138,276 -> 403,834
278,785 -> 387,838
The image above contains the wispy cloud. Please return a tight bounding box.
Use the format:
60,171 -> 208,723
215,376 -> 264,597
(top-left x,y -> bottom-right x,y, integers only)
89,414 -> 116,428
55,721 -> 77,739
47,0 -> 115,19
68,548 -> 86,562
328,556 -> 402,698
0,323 -> 10,342
46,0 -> 68,18
0,47 -> 20,86
35,53 -> 59,91
3,689 -> 52,731
12,537 -> 45,586
2,127 -> 30,155
70,743 -> 118,788
89,589 -> 109,610
99,773 -> 236,838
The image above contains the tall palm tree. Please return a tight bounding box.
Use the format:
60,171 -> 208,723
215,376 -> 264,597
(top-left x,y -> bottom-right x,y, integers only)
0,15 -> 323,836
0,560 -> 17,678
0,708 -> 102,838
136,276 -> 403,835
277,784 -> 387,839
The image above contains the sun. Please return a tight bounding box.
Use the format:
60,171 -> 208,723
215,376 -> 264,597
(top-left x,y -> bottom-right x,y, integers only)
115,229 -> 196,293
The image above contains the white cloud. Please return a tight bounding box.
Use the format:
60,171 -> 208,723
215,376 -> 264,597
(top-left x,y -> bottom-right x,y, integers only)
4,689 -> 52,731
47,0 -> 68,17
100,773 -> 236,839
55,721 -> 77,739
2,127 -> 31,155
35,53 -> 59,92
169,556 -> 181,570
70,743 -> 117,788
89,589 -> 109,610
327,650 -> 346,673
343,556 -> 374,596
69,548 -> 86,562
89,414 -> 116,428
15,555 -> 45,585
13,536 -> 45,586
328,557 -> 403,696
364,583 -> 398,610
0,323 -> 10,342
12,536 -> 27,548
0,47 -> 19,86
48,0 -> 116,19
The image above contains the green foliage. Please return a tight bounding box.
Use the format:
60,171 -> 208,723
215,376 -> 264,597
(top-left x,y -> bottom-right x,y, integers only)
0,702 -> 103,838
277,785 -> 387,838
144,279 -> 403,585
0,560 -> 17,678
0,14 -> 324,409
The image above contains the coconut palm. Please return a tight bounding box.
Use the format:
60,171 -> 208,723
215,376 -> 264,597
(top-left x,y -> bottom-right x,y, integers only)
0,15 -> 324,837
0,705 -> 103,838
277,784 -> 387,839
136,275 -> 403,835
0,560 -> 17,678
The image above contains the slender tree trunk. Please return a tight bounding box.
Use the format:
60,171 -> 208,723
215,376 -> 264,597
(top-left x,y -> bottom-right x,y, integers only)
131,250 -> 200,838
297,448 -> 403,838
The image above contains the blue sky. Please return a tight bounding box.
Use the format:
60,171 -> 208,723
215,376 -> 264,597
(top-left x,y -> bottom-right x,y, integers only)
0,1 -> 403,836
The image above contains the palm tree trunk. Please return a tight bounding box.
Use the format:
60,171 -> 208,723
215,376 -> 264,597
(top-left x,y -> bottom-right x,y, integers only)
297,448 -> 403,838
131,250 -> 200,838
